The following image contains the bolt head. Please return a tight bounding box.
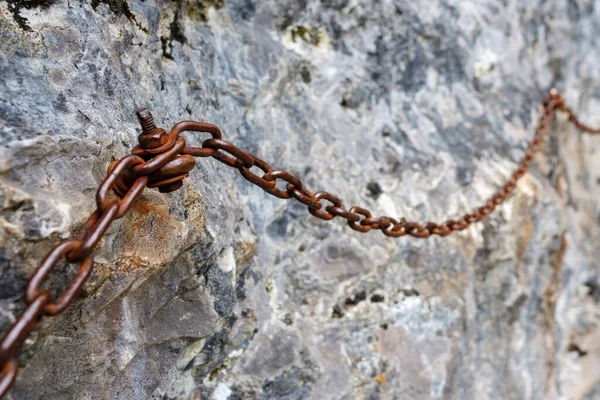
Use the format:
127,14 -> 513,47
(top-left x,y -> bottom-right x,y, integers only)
138,128 -> 169,149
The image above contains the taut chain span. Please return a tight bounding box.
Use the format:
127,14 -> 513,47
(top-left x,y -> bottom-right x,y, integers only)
0,89 -> 599,397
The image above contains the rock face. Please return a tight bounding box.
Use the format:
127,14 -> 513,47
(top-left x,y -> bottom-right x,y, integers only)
1,0 -> 599,399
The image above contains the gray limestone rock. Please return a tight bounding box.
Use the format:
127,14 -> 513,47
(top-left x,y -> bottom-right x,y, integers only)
1,0 -> 599,399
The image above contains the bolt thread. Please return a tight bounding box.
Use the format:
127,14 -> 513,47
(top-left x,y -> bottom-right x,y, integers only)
136,109 -> 158,135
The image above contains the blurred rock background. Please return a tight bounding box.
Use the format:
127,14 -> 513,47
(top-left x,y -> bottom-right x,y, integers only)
0,0 -> 599,399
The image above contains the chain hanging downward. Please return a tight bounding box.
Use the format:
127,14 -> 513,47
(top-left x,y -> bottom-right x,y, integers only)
0,89 -> 598,398
179,89 -> 598,239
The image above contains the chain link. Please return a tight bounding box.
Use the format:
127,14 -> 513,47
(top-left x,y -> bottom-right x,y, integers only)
0,89 -> 598,398
0,152 -> 151,397
183,89 -> 597,239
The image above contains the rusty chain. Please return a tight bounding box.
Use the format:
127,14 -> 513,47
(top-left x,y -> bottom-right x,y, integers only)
0,89 -> 598,397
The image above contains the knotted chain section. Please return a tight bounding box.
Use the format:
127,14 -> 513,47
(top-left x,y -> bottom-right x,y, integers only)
0,89 -> 598,398
0,111 -> 200,398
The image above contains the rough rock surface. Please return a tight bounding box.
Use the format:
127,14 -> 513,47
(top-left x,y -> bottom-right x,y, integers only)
1,0 -> 599,399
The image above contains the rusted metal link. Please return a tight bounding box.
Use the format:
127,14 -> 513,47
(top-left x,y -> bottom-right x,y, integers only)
202,138 -> 254,168
309,192 -> 342,221
239,154 -> 277,191
0,359 -> 17,397
1,90 -> 599,398
363,217 -> 392,230
0,292 -> 51,362
67,203 -> 119,262
132,138 -> 187,176
0,122 -> 156,397
101,155 -> 144,201
347,207 -> 373,232
26,240 -> 94,316
146,155 -> 196,193
263,170 -> 303,199
174,88 -> 597,240
326,206 -> 361,222
287,185 -> 322,210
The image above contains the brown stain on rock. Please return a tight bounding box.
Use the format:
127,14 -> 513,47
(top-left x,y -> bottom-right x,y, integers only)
129,195 -> 172,220
515,216 -> 534,263
113,187 -> 205,268
113,255 -> 151,273
84,186 -> 207,304
542,233 -> 568,393
124,198 -> 173,243
545,234 -> 568,309
234,237 -> 256,268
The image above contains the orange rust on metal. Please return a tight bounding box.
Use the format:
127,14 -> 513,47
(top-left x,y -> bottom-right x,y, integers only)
0,90 -> 599,397
136,109 -> 170,149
